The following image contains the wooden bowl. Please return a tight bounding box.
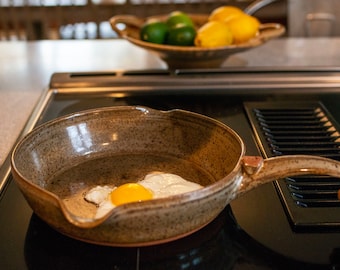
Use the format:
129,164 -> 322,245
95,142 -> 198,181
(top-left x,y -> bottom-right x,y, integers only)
110,14 -> 285,69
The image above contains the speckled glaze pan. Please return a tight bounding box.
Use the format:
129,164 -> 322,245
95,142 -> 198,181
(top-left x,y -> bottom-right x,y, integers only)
11,106 -> 340,246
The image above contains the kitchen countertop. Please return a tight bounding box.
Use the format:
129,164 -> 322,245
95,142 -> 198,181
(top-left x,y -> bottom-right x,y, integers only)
1,37 -> 340,167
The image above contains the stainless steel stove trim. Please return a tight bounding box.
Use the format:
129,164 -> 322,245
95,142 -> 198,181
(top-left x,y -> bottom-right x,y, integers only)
0,89 -> 54,196
50,68 -> 340,96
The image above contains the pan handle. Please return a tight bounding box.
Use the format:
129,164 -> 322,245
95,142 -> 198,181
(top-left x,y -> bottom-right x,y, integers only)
237,155 -> 340,198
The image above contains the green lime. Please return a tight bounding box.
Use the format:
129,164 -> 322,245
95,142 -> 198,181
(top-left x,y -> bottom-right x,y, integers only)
166,24 -> 196,46
140,20 -> 169,44
166,11 -> 194,28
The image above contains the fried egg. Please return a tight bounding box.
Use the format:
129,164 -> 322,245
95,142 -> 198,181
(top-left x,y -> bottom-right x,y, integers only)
84,172 -> 203,219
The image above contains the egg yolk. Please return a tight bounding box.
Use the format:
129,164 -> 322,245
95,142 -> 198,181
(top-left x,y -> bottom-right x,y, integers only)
110,183 -> 153,206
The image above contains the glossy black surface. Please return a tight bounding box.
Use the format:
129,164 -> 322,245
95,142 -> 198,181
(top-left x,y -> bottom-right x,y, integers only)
2,74 -> 340,269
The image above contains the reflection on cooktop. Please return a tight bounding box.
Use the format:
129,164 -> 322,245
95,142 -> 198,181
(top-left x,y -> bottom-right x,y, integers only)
24,206 -> 320,270
24,208 -> 238,270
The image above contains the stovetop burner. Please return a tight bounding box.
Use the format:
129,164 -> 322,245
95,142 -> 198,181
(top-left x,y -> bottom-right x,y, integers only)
2,68 -> 340,269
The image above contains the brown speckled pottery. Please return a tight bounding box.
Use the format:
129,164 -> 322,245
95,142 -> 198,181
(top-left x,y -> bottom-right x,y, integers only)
11,106 -> 340,246
109,14 -> 285,69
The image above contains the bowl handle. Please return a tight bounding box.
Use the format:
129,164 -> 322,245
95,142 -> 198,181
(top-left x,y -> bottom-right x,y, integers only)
110,15 -> 144,38
237,155 -> 340,198
257,23 -> 286,41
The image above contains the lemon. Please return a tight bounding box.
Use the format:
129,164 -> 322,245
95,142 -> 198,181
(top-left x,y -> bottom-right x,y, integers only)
226,14 -> 260,44
166,11 -> 194,28
140,20 -> 169,44
194,21 -> 233,48
208,5 -> 244,23
166,23 -> 196,46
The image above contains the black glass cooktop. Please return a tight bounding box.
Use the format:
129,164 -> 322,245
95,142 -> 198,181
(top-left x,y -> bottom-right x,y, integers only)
2,70 -> 340,269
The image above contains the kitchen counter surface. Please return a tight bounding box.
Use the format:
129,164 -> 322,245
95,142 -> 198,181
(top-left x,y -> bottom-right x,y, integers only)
1,37 -> 340,167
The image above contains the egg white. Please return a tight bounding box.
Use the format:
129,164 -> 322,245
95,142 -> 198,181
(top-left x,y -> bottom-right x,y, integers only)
84,172 -> 203,219
138,172 -> 203,198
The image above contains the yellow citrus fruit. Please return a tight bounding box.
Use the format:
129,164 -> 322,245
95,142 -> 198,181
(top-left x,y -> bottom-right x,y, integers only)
194,21 -> 233,48
208,5 -> 244,23
225,14 -> 260,44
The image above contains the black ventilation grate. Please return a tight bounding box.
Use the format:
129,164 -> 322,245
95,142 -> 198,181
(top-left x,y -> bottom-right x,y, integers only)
256,107 -> 340,159
245,102 -> 340,230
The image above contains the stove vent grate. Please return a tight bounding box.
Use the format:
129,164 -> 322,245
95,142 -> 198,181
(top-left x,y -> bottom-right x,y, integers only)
245,102 -> 340,230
